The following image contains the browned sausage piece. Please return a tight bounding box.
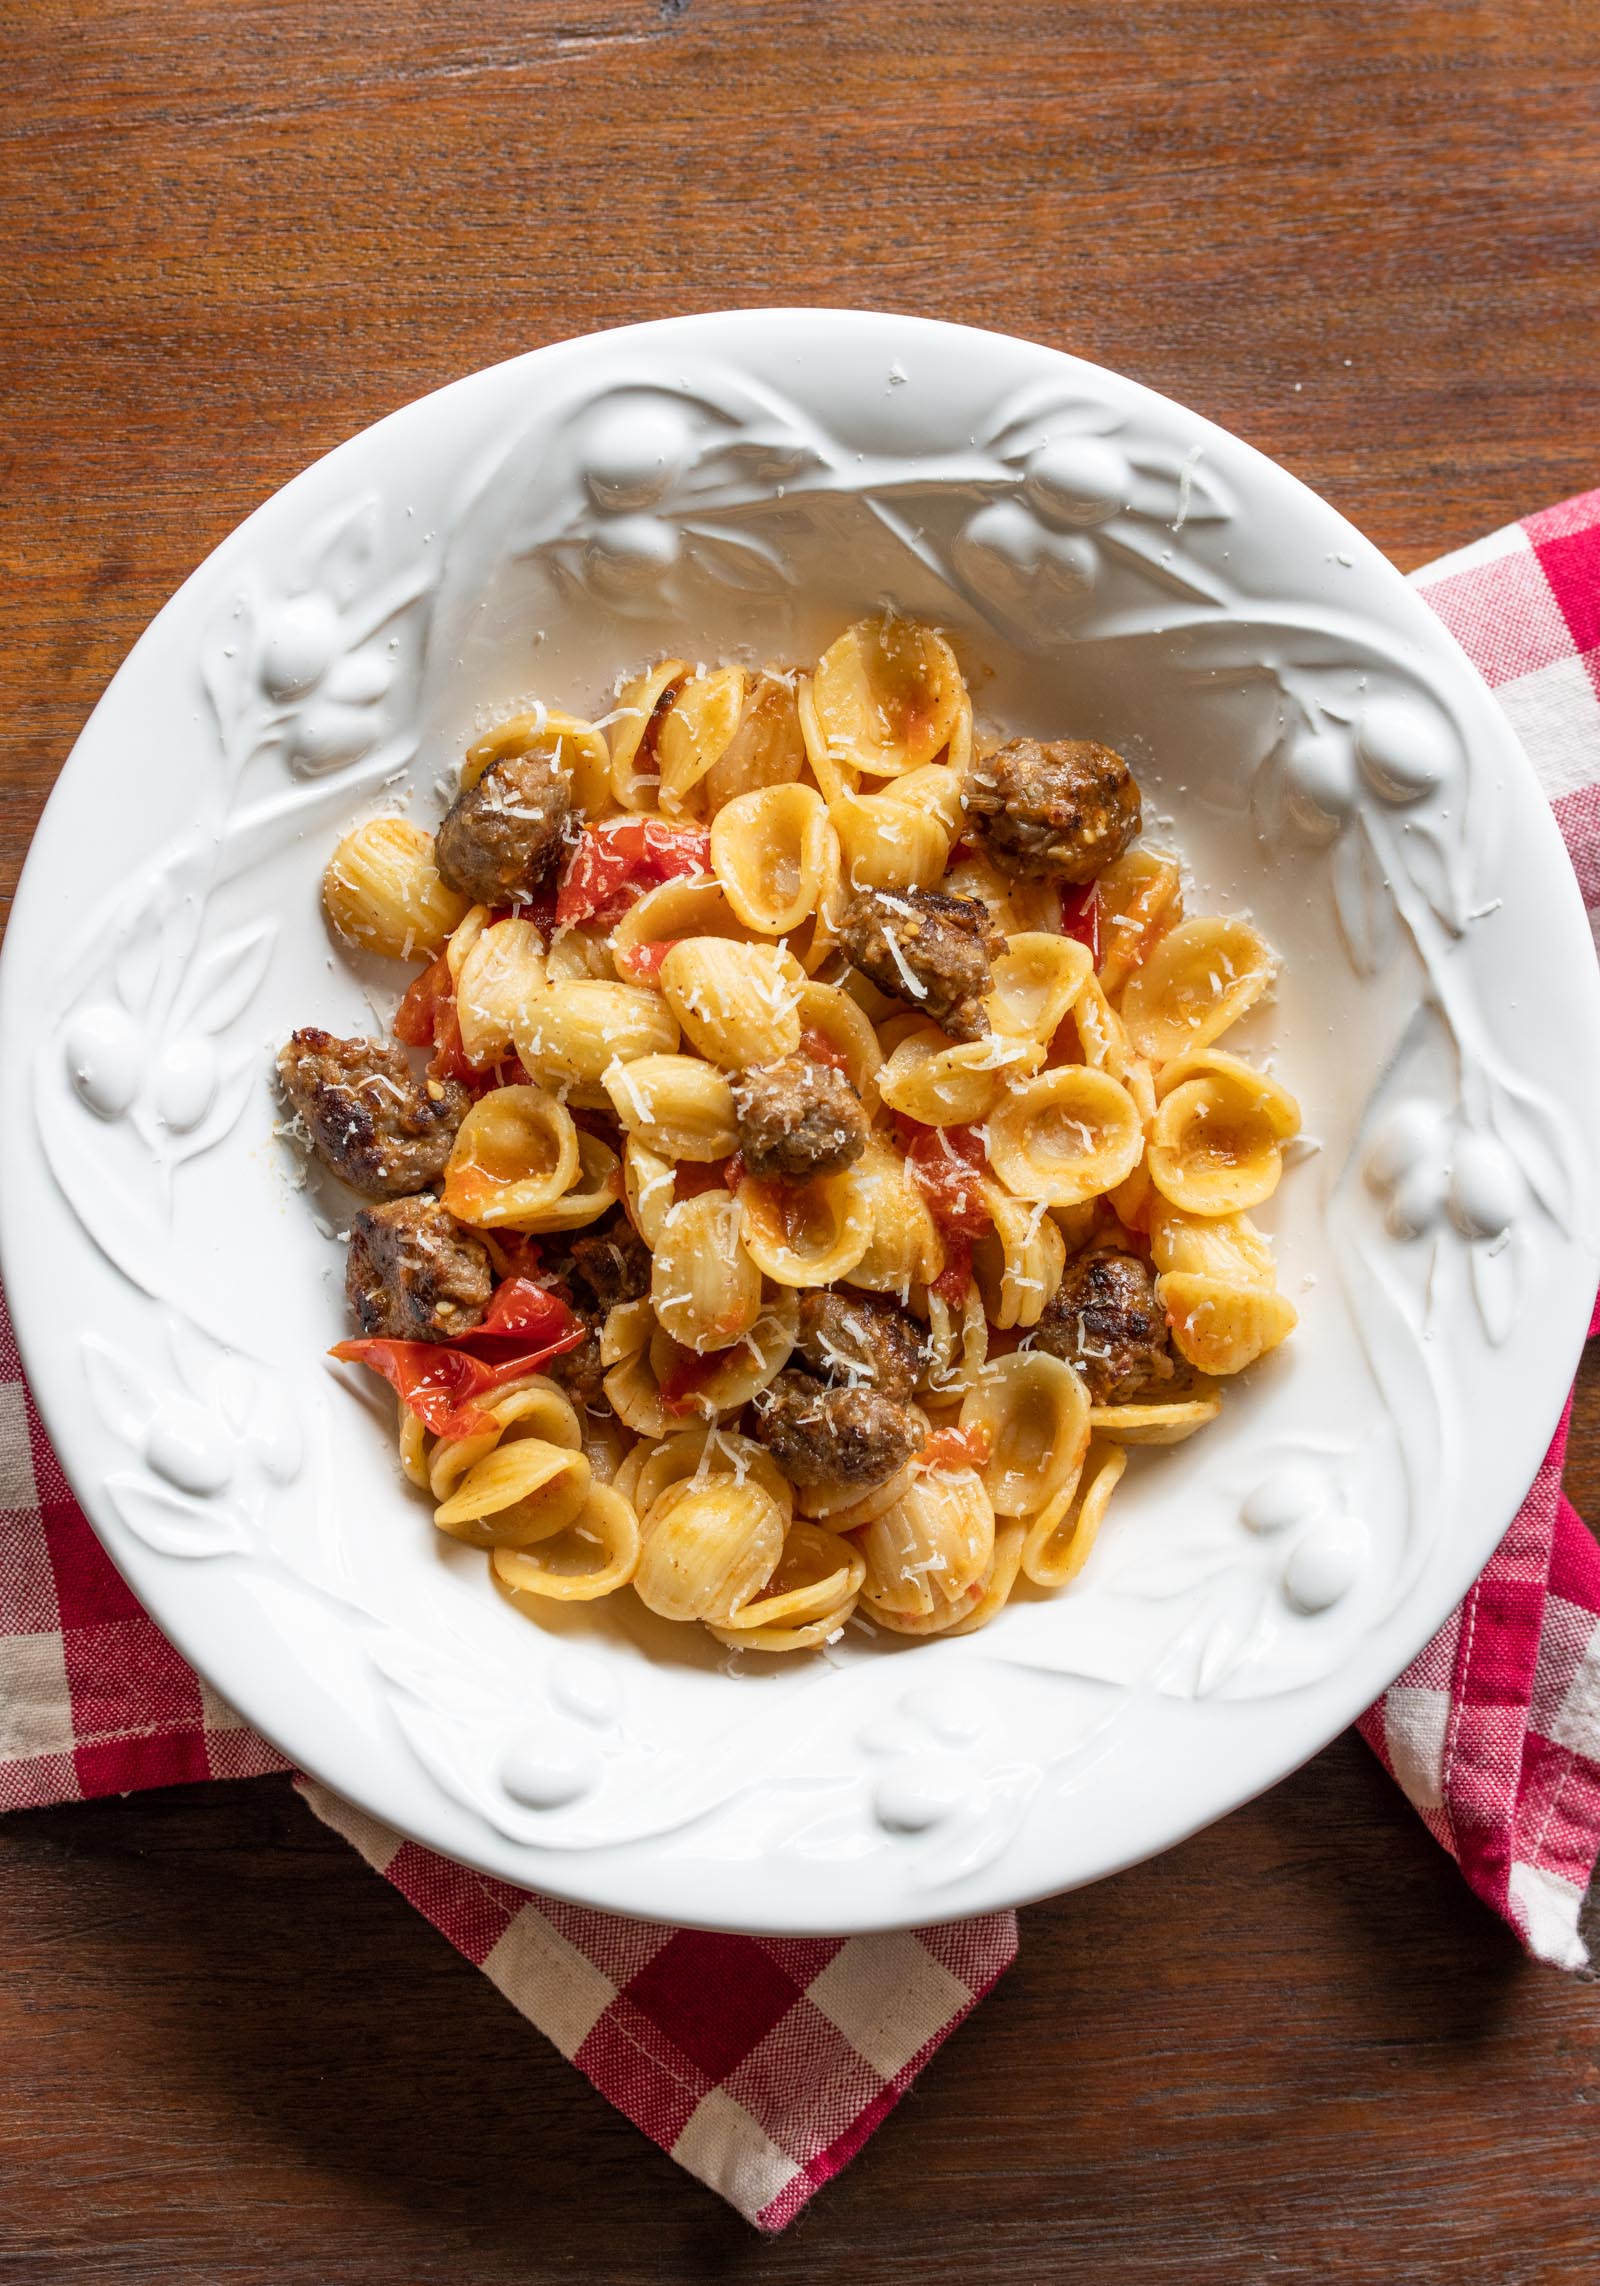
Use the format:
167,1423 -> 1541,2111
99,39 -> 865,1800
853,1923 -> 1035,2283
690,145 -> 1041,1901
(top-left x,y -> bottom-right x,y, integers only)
278,1029 -> 468,1198
569,1219 -> 652,1310
1030,1247 -> 1174,1403
837,886 -> 1003,1042
793,1289 -> 922,1405
548,1320 -> 607,1412
730,1057 -> 870,1181
345,1196 -> 492,1341
963,737 -> 1141,884
434,748 -> 571,905
749,1372 -> 922,1494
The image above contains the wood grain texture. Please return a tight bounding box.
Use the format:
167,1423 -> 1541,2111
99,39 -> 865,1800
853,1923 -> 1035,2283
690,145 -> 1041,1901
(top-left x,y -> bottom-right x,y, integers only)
2,2 -> 1598,2278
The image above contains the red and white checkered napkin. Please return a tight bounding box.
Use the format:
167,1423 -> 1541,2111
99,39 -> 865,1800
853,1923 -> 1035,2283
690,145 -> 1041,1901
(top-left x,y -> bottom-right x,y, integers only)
1356,488 -> 1600,1971
2,488 -> 1599,2228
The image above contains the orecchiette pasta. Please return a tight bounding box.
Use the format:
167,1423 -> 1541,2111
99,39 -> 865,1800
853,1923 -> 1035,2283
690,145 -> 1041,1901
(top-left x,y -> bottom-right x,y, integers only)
650,1191 -> 764,1352
711,783 -> 833,934
513,980 -> 678,1103
737,1166 -> 872,1287
830,783 -> 951,893
809,617 -> 966,778
609,658 -> 688,809
442,1085 -> 579,1225
604,1052 -> 739,1161
859,1463 -> 995,1624
660,938 -> 803,1067
323,818 -> 468,959
1147,1056 -> 1301,1216
986,1067 -> 1145,1206
306,616 -> 1303,1663
635,1474 -> 786,1624
656,666 -> 746,816
1119,916 -> 1277,1061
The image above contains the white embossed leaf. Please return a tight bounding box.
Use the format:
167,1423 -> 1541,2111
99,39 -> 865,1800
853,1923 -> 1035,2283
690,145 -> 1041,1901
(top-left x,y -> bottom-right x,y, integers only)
681,525 -> 793,594
1331,812 -> 1398,979
200,592 -> 256,744
308,494 -> 381,607
170,1056 -> 261,1176
182,922 -> 277,1036
1491,1078 -> 1576,1231
105,1473 -> 251,1559
82,1336 -> 157,1446
1469,1232 -> 1520,1347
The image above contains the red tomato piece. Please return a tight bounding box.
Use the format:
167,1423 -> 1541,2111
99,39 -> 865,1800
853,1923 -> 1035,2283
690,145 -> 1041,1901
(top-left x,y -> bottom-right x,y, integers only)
1058,881 -> 1101,963
555,820 -> 712,927
330,1279 -> 585,1438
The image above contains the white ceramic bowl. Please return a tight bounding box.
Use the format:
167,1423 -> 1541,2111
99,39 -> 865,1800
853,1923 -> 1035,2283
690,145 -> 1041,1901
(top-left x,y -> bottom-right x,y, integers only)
4,311 -> 1597,1934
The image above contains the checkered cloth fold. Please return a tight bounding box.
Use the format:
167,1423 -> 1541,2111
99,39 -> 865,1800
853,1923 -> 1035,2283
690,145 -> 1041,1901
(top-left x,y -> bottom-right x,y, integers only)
2,488 -> 1598,2227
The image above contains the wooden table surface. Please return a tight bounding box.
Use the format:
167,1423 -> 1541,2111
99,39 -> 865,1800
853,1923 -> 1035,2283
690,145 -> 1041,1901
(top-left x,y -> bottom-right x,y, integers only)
3,4 -> 1599,2278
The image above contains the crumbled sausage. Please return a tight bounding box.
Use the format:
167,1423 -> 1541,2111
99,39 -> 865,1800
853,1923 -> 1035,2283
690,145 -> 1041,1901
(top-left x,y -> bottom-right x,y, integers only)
793,1289 -> 921,1405
1031,1247 -> 1174,1403
534,1213 -> 647,1414
569,1220 -> 652,1310
963,737 -> 1141,884
278,1029 -> 467,1198
730,1057 -> 870,1181
837,886 -> 1003,1042
749,1372 -> 922,1494
345,1196 -> 492,1341
548,1319 -> 607,1412
434,748 -> 571,905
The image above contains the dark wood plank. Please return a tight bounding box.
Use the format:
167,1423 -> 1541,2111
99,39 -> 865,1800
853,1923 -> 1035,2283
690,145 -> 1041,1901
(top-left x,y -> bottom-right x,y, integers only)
2,2 -> 1598,2279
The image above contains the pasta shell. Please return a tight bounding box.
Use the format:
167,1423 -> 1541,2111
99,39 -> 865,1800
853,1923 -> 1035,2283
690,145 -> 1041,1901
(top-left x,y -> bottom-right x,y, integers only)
714,1521 -> 865,1634
1148,1063 -> 1300,1217
433,1438 -> 593,1550
809,617 -> 966,778
986,932 -> 1094,1046
604,1052 -> 739,1161
1095,847 -> 1183,996
700,669 -> 807,815
711,783 -> 833,934
629,1427 -> 793,1526
986,1067 -> 1145,1206
511,1129 -> 623,1233
736,1167 -> 872,1287
609,658 -> 688,811
859,1463 -> 994,1620
455,918 -> 548,1067
946,1518 -> 1028,1637
1089,1393 -> 1222,1445
492,1484 -> 642,1602
1157,1274 -> 1298,1376
656,666 -> 747,817
622,1136 -> 678,1249
650,1192 -> 764,1353
794,979 -> 884,1106
513,980 -> 679,1103
660,939 -> 803,1067
634,1475 -> 786,1624
971,1188 -> 1067,1329
1021,1441 -> 1127,1587
876,1026 -> 1044,1127
322,818 -> 468,959
830,784 -> 951,892
1119,917 -> 1277,1061
844,1136 -> 945,1296
1147,1202 -> 1279,1289
959,1350 -> 1091,1518
442,1084 -> 579,1226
